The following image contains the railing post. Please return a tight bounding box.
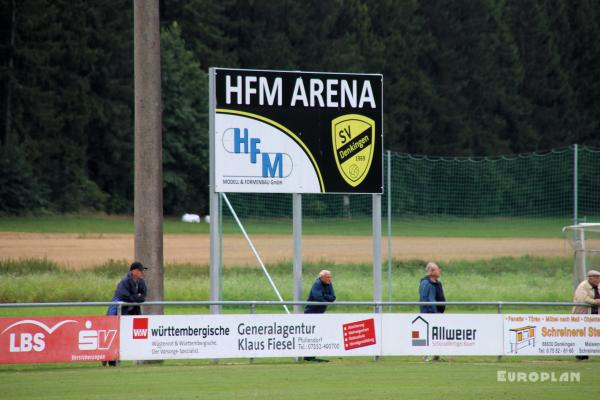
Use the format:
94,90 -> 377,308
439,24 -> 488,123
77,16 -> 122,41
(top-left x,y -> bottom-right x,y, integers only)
249,303 -> 255,364
116,303 -> 122,367
497,302 -> 502,362
374,302 -> 381,362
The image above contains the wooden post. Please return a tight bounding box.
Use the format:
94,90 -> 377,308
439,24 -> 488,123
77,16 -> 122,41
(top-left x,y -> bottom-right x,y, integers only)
134,0 -> 163,316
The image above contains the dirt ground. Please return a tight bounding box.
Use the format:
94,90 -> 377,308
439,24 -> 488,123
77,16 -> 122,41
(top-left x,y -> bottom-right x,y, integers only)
0,232 -> 570,268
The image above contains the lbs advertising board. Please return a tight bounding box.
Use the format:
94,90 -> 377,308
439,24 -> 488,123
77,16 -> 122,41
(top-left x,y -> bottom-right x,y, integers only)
211,68 -> 383,193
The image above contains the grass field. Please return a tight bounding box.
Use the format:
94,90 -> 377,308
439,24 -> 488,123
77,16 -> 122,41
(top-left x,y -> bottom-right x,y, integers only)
0,214 -> 592,398
0,256 -> 576,316
0,358 -> 597,399
0,213 -> 586,237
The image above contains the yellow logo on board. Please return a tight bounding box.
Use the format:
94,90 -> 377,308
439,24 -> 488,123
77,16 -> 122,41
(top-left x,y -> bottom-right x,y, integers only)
332,114 -> 375,187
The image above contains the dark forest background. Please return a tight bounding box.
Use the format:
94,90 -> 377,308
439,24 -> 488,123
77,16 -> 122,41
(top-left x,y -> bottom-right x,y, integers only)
0,0 -> 599,215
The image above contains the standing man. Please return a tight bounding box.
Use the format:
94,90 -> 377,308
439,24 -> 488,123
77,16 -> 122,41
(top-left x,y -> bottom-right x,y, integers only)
419,262 -> 446,314
572,269 -> 600,360
419,262 -> 445,362
304,270 -> 336,362
113,261 -> 148,315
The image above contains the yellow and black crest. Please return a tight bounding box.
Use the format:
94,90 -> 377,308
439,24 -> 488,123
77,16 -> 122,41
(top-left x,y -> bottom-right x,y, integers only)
332,114 -> 375,187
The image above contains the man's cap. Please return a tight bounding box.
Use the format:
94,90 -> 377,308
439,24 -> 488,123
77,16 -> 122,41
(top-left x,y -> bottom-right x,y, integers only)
587,269 -> 600,277
130,261 -> 148,271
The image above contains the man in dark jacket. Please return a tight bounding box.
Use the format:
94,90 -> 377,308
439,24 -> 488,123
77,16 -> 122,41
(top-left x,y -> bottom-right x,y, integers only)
419,262 -> 445,314
113,261 -> 148,315
305,270 -> 336,314
304,270 -> 336,362
104,261 -> 148,366
419,262 -> 445,362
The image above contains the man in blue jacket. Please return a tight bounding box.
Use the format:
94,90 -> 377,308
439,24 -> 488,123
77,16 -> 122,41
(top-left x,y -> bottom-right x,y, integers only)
104,261 -> 147,366
419,262 -> 445,362
305,270 -> 336,314
304,270 -> 336,362
419,262 -> 445,314
113,261 -> 148,315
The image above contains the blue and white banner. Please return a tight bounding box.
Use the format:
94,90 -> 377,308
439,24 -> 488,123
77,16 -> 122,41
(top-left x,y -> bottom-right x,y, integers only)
120,314 -> 380,360
215,112 -> 321,193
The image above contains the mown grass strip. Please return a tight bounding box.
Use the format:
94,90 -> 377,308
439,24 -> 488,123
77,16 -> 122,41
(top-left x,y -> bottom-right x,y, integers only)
0,213 -> 591,237
0,358 -> 597,400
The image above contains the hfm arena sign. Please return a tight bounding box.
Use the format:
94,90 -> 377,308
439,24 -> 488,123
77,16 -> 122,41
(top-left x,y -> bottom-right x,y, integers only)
210,68 -> 383,193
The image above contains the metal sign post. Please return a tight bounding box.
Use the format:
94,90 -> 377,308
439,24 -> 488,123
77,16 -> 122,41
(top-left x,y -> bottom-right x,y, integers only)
209,68 -> 221,314
293,194 -> 303,314
373,194 -> 382,307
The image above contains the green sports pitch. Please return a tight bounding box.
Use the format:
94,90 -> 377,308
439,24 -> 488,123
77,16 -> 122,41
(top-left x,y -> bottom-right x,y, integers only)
0,357 -> 597,399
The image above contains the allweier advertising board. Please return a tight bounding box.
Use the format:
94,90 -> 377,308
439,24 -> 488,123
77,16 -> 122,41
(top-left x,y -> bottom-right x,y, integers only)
120,314 -> 380,360
0,316 -> 119,364
381,314 -> 503,355
212,68 -> 383,194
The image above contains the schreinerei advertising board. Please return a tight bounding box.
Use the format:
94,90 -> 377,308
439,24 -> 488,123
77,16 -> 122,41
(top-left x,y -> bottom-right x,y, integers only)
119,314 -> 380,360
503,314 -> 600,356
211,68 -> 383,194
0,316 -> 119,364
381,314 -> 504,356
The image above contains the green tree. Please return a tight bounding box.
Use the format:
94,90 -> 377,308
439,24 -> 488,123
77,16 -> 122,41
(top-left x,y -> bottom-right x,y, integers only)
507,0 -> 578,150
161,22 -> 209,215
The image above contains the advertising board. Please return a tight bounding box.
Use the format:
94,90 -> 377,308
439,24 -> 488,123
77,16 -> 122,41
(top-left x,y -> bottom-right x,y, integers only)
0,316 -> 119,364
212,68 -> 383,194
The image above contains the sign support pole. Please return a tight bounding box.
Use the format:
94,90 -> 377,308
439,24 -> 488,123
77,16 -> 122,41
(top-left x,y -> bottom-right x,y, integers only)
373,194 -> 382,305
373,193 -> 382,361
293,193 -> 303,314
209,68 -> 221,314
386,150 -> 392,310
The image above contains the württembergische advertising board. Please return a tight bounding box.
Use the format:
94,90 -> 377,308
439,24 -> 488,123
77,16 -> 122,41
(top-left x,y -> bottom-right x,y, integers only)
120,314 -> 380,360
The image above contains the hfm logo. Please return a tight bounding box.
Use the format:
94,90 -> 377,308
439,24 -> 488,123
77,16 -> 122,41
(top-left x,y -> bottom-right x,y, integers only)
78,320 -> 118,350
411,316 -> 429,346
224,127 -> 290,178
133,318 -> 148,339
1,319 -> 76,353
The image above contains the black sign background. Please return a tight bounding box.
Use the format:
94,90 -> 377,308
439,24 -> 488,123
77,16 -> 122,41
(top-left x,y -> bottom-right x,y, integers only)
214,68 -> 383,194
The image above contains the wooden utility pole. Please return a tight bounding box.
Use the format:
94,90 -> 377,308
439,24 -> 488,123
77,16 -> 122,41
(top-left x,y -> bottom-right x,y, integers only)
134,0 -> 163,315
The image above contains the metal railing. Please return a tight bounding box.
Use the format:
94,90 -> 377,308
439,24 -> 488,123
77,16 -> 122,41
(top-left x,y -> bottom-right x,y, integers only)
0,300 -> 592,315
0,300 -> 591,364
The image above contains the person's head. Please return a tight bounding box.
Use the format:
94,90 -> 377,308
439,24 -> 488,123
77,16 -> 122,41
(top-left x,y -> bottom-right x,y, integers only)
129,261 -> 147,280
319,270 -> 332,285
425,262 -> 441,281
587,270 -> 600,286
